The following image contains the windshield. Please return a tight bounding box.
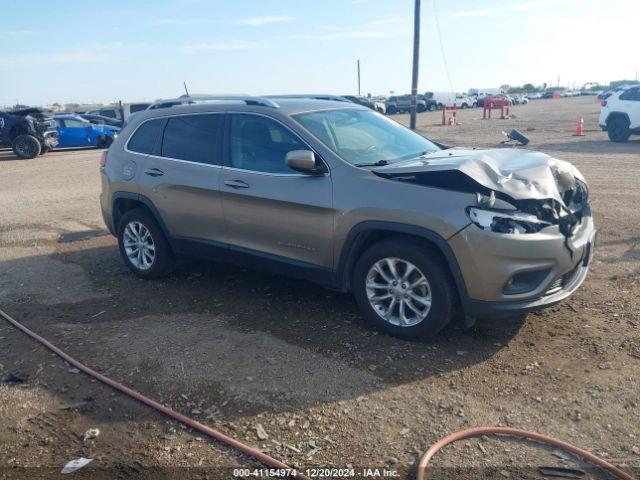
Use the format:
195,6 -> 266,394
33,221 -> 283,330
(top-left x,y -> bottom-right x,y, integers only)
293,108 -> 440,166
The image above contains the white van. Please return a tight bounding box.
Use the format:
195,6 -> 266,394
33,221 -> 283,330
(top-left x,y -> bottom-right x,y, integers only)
86,102 -> 151,121
424,92 -> 476,109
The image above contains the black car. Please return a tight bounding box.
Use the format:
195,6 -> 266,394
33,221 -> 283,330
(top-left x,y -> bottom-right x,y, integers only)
79,113 -> 124,128
0,109 -> 59,159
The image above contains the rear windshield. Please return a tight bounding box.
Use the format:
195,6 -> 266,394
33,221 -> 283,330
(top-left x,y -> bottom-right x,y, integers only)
293,108 -> 439,166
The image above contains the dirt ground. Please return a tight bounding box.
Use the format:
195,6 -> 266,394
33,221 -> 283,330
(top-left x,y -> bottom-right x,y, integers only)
0,96 -> 638,479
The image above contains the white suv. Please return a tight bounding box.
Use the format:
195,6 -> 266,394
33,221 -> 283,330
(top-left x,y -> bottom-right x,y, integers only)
598,86 -> 640,142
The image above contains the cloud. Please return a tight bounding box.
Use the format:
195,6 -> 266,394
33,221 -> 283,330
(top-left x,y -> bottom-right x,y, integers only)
285,17 -> 407,41
239,15 -> 294,26
0,30 -> 35,36
149,18 -> 210,26
452,0 -> 578,18
2,52 -> 105,66
178,42 -> 258,54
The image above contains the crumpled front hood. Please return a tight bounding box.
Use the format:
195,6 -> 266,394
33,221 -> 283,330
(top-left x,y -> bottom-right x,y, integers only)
372,148 -> 586,203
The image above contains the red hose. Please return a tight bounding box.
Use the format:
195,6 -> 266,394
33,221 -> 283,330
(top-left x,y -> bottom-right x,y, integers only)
0,308 -> 310,480
416,427 -> 635,480
1,308 -> 634,480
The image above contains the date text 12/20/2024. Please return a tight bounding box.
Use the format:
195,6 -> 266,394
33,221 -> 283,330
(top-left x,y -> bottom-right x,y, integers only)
233,468 -> 400,478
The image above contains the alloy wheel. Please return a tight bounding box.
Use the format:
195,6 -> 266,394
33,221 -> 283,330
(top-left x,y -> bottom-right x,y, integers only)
123,221 -> 155,270
365,257 -> 432,327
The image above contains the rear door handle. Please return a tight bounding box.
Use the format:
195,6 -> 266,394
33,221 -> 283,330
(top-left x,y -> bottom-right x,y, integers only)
224,179 -> 250,189
144,168 -> 164,177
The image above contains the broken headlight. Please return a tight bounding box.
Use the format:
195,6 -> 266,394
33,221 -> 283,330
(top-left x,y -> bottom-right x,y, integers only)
467,207 -> 551,234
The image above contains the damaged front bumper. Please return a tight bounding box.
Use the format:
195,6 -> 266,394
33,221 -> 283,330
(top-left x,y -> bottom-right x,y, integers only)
449,209 -> 596,318
42,130 -> 59,149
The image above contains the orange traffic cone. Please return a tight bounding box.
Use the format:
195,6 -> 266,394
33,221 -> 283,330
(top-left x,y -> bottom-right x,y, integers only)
573,115 -> 585,136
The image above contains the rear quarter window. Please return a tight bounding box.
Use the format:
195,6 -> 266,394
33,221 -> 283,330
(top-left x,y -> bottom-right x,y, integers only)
127,118 -> 164,154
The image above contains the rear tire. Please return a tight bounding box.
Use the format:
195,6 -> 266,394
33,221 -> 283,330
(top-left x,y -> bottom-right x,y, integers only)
12,134 -> 41,159
607,116 -> 631,142
117,208 -> 175,279
387,105 -> 397,115
427,103 -> 436,112
352,237 -> 455,340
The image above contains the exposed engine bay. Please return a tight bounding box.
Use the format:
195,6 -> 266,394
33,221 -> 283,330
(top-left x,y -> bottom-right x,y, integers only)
373,148 -> 589,238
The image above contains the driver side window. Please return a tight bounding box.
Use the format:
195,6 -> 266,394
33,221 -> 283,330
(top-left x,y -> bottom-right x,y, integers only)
64,119 -> 88,129
229,114 -> 306,174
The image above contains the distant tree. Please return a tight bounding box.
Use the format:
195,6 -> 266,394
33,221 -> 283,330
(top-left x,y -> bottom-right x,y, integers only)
610,79 -> 640,88
522,83 -> 538,92
500,84 -> 510,92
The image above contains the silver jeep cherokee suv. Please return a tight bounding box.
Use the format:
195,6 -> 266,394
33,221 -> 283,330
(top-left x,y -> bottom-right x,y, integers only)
100,96 -> 596,339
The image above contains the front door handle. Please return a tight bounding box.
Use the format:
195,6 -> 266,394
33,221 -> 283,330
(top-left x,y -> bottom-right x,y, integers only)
144,168 -> 164,177
224,179 -> 250,189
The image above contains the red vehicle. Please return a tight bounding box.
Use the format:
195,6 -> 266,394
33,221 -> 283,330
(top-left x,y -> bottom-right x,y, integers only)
482,94 -> 512,108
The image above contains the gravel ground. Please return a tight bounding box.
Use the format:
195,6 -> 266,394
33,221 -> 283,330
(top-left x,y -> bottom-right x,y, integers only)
0,96 -> 638,479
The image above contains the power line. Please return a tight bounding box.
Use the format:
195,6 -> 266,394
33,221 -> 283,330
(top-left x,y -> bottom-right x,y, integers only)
433,0 -> 454,94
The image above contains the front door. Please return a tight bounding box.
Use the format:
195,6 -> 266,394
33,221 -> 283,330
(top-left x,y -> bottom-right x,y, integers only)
220,113 -> 334,269
57,118 -> 92,148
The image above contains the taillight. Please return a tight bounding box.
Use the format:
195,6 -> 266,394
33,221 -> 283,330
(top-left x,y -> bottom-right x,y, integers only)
99,150 -> 108,167
600,100 -> 607,107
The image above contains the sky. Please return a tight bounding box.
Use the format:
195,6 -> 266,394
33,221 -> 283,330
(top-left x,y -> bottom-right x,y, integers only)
0,0 -> 637,106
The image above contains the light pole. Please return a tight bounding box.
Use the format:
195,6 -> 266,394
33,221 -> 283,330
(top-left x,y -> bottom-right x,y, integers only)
357,59 -> 361,96
410,0 -> 421,130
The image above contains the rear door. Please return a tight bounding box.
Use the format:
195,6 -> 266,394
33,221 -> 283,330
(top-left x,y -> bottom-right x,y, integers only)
219,113 -> 334,268
134,113 -> 226,244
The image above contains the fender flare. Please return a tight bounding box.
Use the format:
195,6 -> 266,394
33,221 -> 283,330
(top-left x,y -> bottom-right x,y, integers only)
336,221 -> 469,303
112,192 -> 171,238
604,111 -> 630,127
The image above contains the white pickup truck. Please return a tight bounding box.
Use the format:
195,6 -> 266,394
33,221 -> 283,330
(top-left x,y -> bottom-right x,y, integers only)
425,92 -> 476,109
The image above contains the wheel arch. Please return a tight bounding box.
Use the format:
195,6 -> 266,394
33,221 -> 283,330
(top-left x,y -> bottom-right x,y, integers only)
605,111 -> 630,127
336,221 -> 468,302
9,124 -> 29,140
112,192 -> 170,238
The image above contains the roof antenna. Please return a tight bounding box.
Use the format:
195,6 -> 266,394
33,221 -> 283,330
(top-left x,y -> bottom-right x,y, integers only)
183,81 -> 190,98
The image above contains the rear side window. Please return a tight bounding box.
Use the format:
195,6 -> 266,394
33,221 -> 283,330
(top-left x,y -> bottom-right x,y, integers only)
129,103 -> 150,113
127,118 -> 164,154
161,114 -> 221,165
620,88 -> 640,101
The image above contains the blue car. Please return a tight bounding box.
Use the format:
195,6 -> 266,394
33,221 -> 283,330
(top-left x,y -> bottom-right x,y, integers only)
53,114 -> 120,149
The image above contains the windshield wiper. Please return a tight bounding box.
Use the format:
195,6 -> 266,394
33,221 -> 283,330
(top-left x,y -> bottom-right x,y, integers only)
355,159 -> 390,167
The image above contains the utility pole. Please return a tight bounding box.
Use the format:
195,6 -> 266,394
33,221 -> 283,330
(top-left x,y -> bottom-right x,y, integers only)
410,0 -> 421,130
357,59 -> 361,96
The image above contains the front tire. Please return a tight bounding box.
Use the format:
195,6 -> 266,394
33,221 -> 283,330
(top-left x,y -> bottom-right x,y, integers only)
387,105 -> 397,115
12,134 -> 41,159
352,237 -> 455,340
117,208 -> 175,279
607,117 -> 630,142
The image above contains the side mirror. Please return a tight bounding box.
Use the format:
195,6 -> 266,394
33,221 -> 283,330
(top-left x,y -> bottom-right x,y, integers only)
285,150 -> 322,174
